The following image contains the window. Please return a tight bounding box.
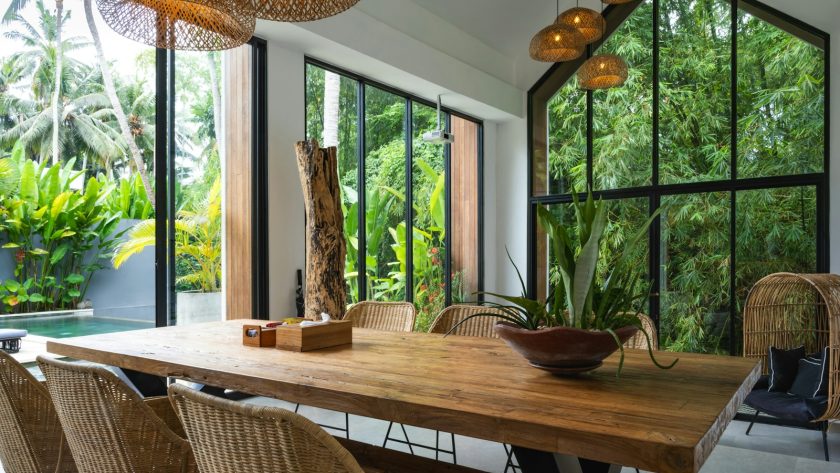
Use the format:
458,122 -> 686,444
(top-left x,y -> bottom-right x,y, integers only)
0,1 -> 267,336
528,0 -> 828,354
305,60 -> 484,331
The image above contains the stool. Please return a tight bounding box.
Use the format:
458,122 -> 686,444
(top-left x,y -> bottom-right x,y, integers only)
0,329 -> 28,354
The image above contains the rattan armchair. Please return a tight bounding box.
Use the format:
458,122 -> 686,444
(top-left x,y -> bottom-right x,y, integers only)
0,351 -> 76,473
343,301 -> 416,332
37,356 -> 196,473
623,313 -> 659,351
169,383 -> 365,473
428,304 -> 508,338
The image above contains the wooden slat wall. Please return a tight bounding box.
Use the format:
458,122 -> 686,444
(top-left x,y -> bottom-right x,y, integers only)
450,117 -> 478,295
223,45 -> 253,320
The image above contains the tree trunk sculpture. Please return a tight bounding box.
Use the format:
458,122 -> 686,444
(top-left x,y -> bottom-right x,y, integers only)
295,140 -> 347,321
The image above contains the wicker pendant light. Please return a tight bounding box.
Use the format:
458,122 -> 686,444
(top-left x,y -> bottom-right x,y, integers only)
530,22 -> 585,62
530,0 -> 585,63
255,0 -> 360,22
577,54 -> 629,89
557,6 -> 605,44
97,0 -> 255,51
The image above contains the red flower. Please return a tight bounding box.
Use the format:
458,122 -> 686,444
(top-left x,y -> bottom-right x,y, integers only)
15,249 -> 24,264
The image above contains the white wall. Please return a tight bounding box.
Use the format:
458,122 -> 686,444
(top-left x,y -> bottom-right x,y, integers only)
266,42 -> 307,316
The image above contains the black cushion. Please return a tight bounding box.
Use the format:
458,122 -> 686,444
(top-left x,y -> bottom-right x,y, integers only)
806,347 -> 830,397
745,388 -> 828,422
768,346 -> 805,392
788,358 -> 823,398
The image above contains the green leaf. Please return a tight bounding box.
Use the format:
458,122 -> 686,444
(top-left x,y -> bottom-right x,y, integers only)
65,273 -> 85,285
28,293 -> 45,303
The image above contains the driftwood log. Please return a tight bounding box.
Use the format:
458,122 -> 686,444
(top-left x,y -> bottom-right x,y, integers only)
295,140 -> 347,321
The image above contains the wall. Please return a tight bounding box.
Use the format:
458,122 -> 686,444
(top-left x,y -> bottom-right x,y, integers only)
266,42 -> 307,317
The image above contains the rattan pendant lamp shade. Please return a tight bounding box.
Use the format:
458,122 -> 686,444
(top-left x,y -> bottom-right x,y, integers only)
557,6 -> 605,44
577,54 -> 628,89
97,0 -> 255,51
255,0 -> 360,22
530,22 -> 585,62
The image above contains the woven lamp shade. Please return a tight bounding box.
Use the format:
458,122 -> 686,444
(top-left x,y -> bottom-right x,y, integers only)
256,0 -> 360,22
557,7 -> 605,44
97,0 -> 255,51
529,22 -> 585,62
577,54 -> 628,89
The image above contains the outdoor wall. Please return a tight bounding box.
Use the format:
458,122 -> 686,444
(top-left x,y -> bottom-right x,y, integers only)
266,41 -> 307,317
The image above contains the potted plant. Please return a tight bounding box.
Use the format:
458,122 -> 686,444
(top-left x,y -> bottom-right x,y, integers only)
457,191 -> 677,377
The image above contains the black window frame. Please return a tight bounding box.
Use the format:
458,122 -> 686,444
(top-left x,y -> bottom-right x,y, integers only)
526,0 -> 830,355
154,38 -> 270,327
304,57 -> 486,308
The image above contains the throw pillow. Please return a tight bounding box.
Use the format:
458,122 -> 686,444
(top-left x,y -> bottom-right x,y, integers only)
768,345 -> 805,392
788,358 -> 823,398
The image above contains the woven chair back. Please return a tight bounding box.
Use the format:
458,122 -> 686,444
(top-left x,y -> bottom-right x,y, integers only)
169,383 -> 365,473
343,301 -> 416,332
743,272 -> 840,421
623,313 -> 659,351
0,351 -> 76,473
37,356 -> 194,473
429,305 -> 509,338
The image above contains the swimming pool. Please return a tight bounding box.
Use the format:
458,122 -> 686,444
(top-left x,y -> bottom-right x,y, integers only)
0,315 -> 154,338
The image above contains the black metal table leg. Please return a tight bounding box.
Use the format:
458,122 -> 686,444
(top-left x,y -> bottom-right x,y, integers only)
511,447 -> 620,473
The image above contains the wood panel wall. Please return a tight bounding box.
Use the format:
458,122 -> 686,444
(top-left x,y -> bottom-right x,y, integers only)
450,117 -> 479,296
223,45 -> 253,320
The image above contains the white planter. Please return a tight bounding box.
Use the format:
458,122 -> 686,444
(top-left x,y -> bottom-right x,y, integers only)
176,292 -> 222,325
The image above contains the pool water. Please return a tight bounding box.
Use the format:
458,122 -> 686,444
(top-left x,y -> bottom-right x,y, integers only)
0,316 -> 154,338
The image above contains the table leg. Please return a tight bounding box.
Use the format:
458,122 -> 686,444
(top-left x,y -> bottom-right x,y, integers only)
511,447 -> 622,473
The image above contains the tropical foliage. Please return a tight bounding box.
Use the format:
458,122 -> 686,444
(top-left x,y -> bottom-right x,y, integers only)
0,0 -> 224,313
542,0 -> 823,354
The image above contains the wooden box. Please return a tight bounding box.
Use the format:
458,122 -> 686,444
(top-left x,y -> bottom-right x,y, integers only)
242,325 -> 277,348
276,320 -> 353,352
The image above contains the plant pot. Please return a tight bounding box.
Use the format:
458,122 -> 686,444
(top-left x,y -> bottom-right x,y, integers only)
494,322 -> 638,375
176,292 -> 222,325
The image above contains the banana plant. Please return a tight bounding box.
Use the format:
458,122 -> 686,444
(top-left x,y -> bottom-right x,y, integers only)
113,178 -> 221,293
0,143 -> 122,313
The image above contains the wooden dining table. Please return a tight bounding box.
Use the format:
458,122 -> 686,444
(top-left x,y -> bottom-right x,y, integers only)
47,320 -> 760,473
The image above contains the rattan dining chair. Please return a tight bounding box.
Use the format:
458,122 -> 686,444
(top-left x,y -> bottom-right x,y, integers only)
293,301 -> 417,438
37,356 -> 196,473
0,351 -> 76,473
343,301 -> 416,332
169,383 -> 365,473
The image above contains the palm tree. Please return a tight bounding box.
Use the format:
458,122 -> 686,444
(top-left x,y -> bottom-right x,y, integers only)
83,0 -> 153,207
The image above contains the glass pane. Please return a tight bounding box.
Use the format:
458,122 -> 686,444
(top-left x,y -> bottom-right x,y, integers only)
659,0 -> 732,184
450,116 -> 480,307
735,187 -> 817,354
544,77 -> 587,195
0,1 -> 156,336
537,198 -> 649,313
173,51 -> 224,325
306,65 -> 360,303
660,192 -> 731,354
737,10 -> 824,178
364,86 -> 406,302
593,0 -> 653,190
411,103 -> 445,331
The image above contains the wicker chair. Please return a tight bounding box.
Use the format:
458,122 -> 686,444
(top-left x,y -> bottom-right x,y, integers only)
37,356 -> 196,473
343,301 -> 416,332
623,313 -> 659,350
428,304 -> 509,338
742,273 -> 840,461
169,383 -> 365,473
0,351 -> 76,473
